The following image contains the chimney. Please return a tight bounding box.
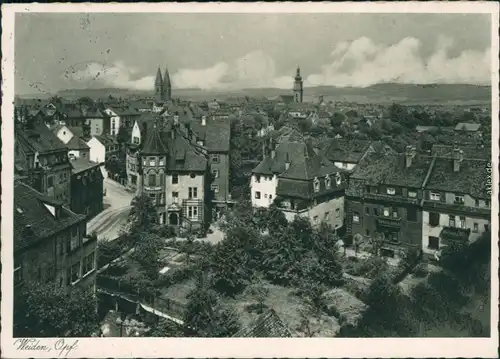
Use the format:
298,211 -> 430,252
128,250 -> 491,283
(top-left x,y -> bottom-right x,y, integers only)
201,115 -> 206,126
452,148 -> 464,172
285,152 -> 290,170
405,145 -> 416,168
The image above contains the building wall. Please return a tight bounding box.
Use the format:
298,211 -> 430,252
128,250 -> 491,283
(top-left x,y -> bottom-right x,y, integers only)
70,167 -> 104,219
209,152 -> 230,204
104,109 -> 120,136
131,122 -> 142,145
422,210 -> 490,255
87,138 -> 106,163
165,172 -> 205,226
15,221 -> 97,292
251,174 -> 278,208
55,126 -> 74,144
90,118 -> 104,136
41,152 -> 72,206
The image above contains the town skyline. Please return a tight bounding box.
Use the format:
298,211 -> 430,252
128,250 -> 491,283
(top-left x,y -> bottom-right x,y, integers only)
15,13 -> 492,95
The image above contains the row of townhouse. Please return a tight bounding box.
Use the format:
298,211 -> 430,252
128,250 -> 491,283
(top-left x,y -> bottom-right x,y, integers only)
346,145 -> 491,259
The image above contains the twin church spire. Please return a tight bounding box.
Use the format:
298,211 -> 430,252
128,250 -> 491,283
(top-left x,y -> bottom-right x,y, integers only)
155,65 -> 172,103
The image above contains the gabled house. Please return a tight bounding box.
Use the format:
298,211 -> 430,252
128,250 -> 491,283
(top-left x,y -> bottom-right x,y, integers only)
51,124 -> 90,159
87,135 -> 119,164
14,181 -> 97,292
251,130 -> 347,229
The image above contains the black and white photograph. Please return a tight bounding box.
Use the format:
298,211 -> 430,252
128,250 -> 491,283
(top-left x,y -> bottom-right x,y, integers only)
1,3 -> 498,358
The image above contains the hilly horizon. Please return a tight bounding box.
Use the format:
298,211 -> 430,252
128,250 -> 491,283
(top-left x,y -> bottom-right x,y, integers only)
17,83 -> 491,106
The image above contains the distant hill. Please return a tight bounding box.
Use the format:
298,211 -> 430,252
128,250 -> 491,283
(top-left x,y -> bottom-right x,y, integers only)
17,83 -> 491,105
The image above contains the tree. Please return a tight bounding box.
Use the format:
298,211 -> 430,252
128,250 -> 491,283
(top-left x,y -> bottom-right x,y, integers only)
117,124 -> 129,147
148,318 -> 185,337
266,204 -> 288,238
130,232 -> 164,280
14,284 -> 100,337
128,193 -> 158,233
184,277 -> 240,337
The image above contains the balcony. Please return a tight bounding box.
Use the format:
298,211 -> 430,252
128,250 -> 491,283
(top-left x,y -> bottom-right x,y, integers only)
376,215 -> 402,228
422,200 -> 490,217
440,227 -> 471,242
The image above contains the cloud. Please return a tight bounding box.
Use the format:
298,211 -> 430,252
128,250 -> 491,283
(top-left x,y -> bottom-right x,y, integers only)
306,36 -> 491,88
64,36 -> 491,91
64,61 -> 154,90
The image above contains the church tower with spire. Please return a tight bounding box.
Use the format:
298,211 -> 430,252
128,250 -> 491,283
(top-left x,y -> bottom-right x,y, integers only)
154,67 -> 164,104
293,66 -> 303,103
163,66 -> 172,102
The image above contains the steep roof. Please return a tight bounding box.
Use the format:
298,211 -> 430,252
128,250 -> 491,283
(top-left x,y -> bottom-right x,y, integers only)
14,182 -> 85,252
93,135 -> 118,146
70,157 -> 101,174
321,139 -> 372,164
142,124 -> 169,155
161,127 -> 208,172
425,157 -> 490,199
233,309 -> 293,338
16,122 -> 68,155
431,144 -> 491,160
352,151 -> 433,188
204,117 -> 231,152
66,135 -> 90,150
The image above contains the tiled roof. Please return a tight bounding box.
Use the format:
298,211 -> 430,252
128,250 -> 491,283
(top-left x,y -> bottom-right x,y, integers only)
321,139 -> 371,164
66,135 -> 90,150
425,157 -> 490,199
162,128 -> 207,172
431,144 -> 491,160
278,95 -> 294,104
14,182 -> 85,252
352,151 -> 433,188
67,126 -> 84,138
454,122 -> 481,132
108,106 -> 141,117
142,125 -> 169,155
233,309 -> 293,338
16,122 -> 68,155
70,157 -> 101,174
94,135 -> 118,146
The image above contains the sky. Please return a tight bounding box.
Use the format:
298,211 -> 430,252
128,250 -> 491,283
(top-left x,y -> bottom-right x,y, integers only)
15,13 -> 492,95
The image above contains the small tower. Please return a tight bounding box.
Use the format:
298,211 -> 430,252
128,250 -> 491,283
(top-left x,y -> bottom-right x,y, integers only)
293,66 -> 303,103
154,67 -> 164,104
163,66 -> 172,102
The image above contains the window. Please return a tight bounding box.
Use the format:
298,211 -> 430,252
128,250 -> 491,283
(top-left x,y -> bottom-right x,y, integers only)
149,158 -> 155,166
69,262 -> 81,284
159,173 -> 165,186
264,194 -> 268,198
353,212 -> 360,223
314,178 -> 320,192
47,176 -> 54,188
485,224 -> 489,232
212,169 -> 220,178
485,199 -> 490,207
190,173 -> 196,179
325,176 -> 331,188
188,206 -> 198,220
255,175 -> 261,183
172,174 -> 179,184
475,199 -> 480,207
172,192 -> 179,203
269,195 -> 273,200
428,236 -> 440,250
148,174 -> 156,186
392,209 -> 399,218
188,187 -> 198,199
473,223 -> 479,232
429,212 -> 440,226
159,158 -> 164,166
143,159 -> 147,166
313,216 -> 319,224
408,191 -> 417,198
335,174 -> 342,185
255,191 -> 261,199
83,253 -> 95,275
133,136 -> 140,144
366,229 -> 370,236
383,208 -> 390,217
373,208 -> 379,216
454,194 -> 465,204
430,192 -> 441,201
386,187 -> 396,195
407,207 -> 417,222
325,212 -> 330,221
212,155 -> 220,163
449,215 -> 456,228
159,193 -> 165,205
149,193 -> 156,203
365,207 -> 370,215
211,184 -> 219,193
459,216 -> 466,229
342,163 -> 348,169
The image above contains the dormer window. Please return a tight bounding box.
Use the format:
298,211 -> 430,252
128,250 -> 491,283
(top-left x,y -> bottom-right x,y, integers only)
335,173 -> 342,185
387,187 -> 396,195
313,177 -> 320,192
149,158 -> 155,166
430,192 -> 440,201
325,175 -> 331,188
454,194 -> 465,204
408,191 -> 417,198
159,158 -> 164,166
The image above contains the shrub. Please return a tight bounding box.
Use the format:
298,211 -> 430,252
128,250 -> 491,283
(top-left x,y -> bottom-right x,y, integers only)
413,263 -> 428,278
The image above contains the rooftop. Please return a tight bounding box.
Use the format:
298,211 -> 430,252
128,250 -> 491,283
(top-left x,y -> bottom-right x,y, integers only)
321,139 -> 372,164
14,182 -> 85,252
16,121 -> 68,155
70,157 -> 101,174
66,135 -> 90,150
233,309 -> 293,338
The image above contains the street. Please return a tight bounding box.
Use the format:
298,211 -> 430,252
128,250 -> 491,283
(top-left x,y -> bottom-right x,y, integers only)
87,177 -> 134,241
